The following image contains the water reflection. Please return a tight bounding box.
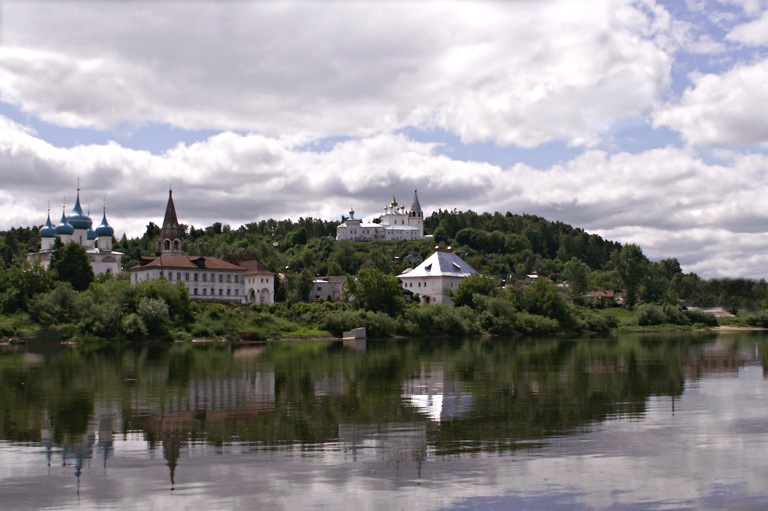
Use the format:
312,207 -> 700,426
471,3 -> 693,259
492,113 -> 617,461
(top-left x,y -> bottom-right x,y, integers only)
1,332 -> 768,509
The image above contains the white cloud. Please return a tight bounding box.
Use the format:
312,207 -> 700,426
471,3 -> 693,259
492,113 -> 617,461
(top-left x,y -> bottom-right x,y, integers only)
0,0 -> 672,148
653,58 -> 768,145
4,116 -> 768,279
727,10 -> 768,45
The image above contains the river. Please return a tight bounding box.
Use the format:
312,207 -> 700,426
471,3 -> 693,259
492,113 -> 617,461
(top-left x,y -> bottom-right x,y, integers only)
1,332 -> 767,510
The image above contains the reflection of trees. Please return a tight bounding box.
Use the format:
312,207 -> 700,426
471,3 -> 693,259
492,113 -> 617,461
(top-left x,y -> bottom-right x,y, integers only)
1,333 -> 767,465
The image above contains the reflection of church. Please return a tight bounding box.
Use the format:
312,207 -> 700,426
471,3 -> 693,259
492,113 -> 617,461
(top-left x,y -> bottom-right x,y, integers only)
26,187 -> 123,275
401,365 -> 474,422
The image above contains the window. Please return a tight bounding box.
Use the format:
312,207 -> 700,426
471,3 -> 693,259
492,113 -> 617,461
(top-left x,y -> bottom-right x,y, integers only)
194,273 -> 198,282
203,288 -> 207,296
234,275 -> 239,283
235,289 -> 238,296
219,289 -> 223,296
227,289 -> 231,296
194,288 -> 198,295
261,278 -> 264,283
227,275 -> 231,283
185,273 -> 189,281
219,274 -> 223,283
177,272 -> 181,281
202,273 -> 207,282
317,287 -> 322,291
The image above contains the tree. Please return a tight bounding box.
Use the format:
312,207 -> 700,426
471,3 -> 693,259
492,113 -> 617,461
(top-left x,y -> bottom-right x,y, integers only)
563,257 -> 590,303
449,273 -> 500,308
354,268 -> 405,316
610,244 -> 649,307
51,241 -> 94,291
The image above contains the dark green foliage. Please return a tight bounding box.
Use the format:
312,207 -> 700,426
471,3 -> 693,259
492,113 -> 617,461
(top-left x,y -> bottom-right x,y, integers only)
578,310 -> 619,334
0,263 -> 52,314
636,304 -> 701,327
350,267 -> 405,316
563,257 -> 590,302
450,273 -> 501,308
323,310 -> 396,338
610,244 -> 648,307
683,309 -> 718,327
139,297 -> 170,336
50,241 -> 94,291
402,304 -> 473,336
520,279 -> 571,327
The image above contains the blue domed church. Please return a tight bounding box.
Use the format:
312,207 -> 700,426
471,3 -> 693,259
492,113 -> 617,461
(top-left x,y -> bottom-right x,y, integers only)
26,187 -> 124,276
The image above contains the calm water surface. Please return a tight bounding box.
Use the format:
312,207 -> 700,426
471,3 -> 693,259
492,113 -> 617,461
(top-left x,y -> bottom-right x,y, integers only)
2,332 -> 768,510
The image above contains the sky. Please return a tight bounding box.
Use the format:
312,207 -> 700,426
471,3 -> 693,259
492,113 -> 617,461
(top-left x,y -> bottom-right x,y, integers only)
1,0 -> 768,278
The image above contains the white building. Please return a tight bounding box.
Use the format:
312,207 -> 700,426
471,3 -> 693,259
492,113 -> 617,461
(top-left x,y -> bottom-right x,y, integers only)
336,190 -> 424,241
129,191 -> 274,304
310,276 -> 347,302
27,188 -> 123,276
129,254 -> 247,302
397,249 -> 477,305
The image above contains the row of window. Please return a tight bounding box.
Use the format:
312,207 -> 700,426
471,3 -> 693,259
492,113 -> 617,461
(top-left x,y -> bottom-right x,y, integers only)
193,288 -> 239,297
162,271 -> 240,283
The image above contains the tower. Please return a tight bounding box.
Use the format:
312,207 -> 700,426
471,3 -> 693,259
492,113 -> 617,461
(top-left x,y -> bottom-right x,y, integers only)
157,190 -> 185,255
409,189 -> 423,237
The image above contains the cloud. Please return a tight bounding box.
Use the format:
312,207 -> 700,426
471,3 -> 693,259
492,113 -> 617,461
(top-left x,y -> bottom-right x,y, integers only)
3,116 -> 768,278
653,58 -> 768,146
726,10 -> 768,45
0,0 -> 672,148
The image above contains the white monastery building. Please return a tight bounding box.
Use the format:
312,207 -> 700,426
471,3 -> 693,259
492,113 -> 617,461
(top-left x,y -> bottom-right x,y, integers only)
336,190 -> 424,241
398,248 -> 477,305
27,187 -> 123,276
128,191 -> 274,304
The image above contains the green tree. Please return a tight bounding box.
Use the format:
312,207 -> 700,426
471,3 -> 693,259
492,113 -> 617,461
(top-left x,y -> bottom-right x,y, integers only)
563,257 -> 590,303
51,241 -> 94,291
354,268 -> 405,316
449,273 -> 500,308
610,244 -> 649,307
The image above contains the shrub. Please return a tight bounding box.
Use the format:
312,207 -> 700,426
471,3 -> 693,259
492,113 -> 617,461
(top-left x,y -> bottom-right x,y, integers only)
138,297 -> 170,336
323,310 -> 396,338
403,304 -> 469,336
683,309 -> 718,327
122,313 -> 147,339
635,304 -> 667,326
514,312 -> 559,335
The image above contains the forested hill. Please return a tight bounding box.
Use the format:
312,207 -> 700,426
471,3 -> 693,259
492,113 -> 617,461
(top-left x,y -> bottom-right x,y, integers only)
2,209 -> 767,309
117,210 -> 623,280
2,209 -> 619,276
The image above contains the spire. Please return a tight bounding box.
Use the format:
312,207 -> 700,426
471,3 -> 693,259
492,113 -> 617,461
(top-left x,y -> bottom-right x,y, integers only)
158,189 -> 185,255
410,189 -> 422,214
161,190 -> 181,239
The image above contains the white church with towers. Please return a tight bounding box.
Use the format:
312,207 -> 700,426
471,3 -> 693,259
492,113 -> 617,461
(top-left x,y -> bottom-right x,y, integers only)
336,190 -> 425,241
26,186 -> 123,276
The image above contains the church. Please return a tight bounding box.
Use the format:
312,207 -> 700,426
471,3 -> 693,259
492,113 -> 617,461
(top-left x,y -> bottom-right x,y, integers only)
26,188 -> 123,276
128,191 -> 275,304
335,190 -> 424,241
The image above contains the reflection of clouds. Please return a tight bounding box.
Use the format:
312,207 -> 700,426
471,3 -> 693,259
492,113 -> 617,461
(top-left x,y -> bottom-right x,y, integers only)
2,368 -> 768,509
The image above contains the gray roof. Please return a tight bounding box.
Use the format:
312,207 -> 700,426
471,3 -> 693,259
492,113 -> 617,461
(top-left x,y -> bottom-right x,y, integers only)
398,251 -> 477,278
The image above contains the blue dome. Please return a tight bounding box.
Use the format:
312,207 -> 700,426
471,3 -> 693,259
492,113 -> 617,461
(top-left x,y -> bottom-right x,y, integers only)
87,227 -> 97,240
55,210 -> 74,236
39,212 -> 56,238
67,191 -> 92,230
95,209 -> 114,238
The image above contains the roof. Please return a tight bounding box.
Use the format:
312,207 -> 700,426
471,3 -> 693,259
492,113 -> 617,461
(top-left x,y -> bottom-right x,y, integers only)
410,189 -> 421,213
218,254 -> 274,274
397,251 -> 477,278
159,190 -> 183,241
239,259 -> 273,275
130,255 -> 244,271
